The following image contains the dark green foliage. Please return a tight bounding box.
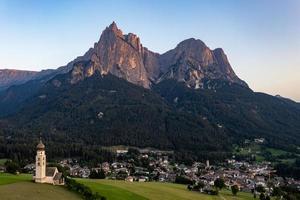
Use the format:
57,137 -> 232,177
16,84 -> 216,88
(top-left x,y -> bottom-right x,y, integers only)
154,79 -> 300,149
194,181 -> 205,190
4,160 -> 20,174
214,178 -> 225,190
259,193 -> 265,200
272,187 -> 282,197
256,185 -> 265,193
65,177 -> 106,200
0,74 -> 230,163
275,163 -> 300,179
280,185 -> 300,200
209,190 -> 219,195
89,169 -> 105,179
175,175 -> 193,185
0,73 -> 300,164
231,185 -> 239,195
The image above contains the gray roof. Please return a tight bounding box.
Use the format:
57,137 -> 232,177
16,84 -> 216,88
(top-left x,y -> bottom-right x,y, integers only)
53,172 -> 63,180
46,167 -> 57,177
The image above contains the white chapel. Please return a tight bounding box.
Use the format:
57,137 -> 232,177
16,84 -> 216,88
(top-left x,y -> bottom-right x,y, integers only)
34,138 -> 64,185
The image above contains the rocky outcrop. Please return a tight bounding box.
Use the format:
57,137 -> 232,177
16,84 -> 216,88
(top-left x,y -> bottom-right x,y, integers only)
1,22 -> 247,91
69,22 -> 247,89
70,22 -> 159,88
158,38 -> 247,88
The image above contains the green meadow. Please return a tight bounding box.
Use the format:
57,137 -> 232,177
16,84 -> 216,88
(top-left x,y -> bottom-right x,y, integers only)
0,173 -> 256,200
78,179 -> 255,200
0,173 -> 81,200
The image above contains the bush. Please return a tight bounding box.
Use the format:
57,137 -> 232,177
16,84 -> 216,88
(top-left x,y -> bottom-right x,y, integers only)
210,190 -> 219,195
214,178 -> 225,190
231,185 -> 239,195
256,185 -> 265,193
89,170 -> 105,179
175,175 -> 193,185
5,160 -> 20,174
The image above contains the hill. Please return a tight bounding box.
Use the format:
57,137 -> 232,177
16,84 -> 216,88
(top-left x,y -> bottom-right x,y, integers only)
0,173 -> 255,200
78,179 -> 254,200
0,173 -> 81,200
2,73 -> 229,162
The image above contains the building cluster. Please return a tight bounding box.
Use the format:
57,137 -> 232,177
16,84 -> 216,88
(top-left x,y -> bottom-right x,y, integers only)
18,145 -> 299,193
54,149 -> 300,193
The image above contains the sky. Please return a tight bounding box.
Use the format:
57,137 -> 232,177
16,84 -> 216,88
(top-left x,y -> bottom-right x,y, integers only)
0,0 -> 299,101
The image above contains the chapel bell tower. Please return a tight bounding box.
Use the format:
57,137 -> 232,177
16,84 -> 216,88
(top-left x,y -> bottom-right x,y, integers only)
35,138 -> 46,183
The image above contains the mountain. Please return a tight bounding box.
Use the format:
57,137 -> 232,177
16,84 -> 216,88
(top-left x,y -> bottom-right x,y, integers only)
0,69 -> 38,90
60,22 -> 247,89
0,22 -> 299,162
158,38 -> 247,88
69,22 -> 159,88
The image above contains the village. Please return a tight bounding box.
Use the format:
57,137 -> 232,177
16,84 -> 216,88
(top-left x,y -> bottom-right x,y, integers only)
20,143 -> 300,197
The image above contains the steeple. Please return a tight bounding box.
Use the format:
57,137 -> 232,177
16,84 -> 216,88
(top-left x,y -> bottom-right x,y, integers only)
35,135 -> 46,183
36,137 -> 45,150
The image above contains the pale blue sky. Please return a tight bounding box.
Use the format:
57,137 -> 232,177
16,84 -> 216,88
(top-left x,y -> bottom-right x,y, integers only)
0,0 -> 299,101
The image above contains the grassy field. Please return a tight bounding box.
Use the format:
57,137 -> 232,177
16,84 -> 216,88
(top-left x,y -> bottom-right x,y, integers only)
234,144 -> 299,164
78,179 -> 255,200
0,173 -> 81,200
0,173 -> 255,200
0,173 -> 32,185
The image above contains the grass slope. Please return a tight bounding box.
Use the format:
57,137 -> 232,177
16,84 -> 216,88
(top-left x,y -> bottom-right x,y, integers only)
0,173 -> 81,200
78,179 -> 255,200
0,173 -> 31,185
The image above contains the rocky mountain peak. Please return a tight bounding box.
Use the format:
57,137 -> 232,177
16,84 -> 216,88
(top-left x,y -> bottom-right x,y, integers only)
68,22 -> 247,89
70,22 -> 157,88
158,38 -> 247,88
106,21 -> 123,37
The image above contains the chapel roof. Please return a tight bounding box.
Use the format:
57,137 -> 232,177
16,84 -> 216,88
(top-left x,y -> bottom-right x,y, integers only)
53,172 -> 63,180
46,167 -> 57,177
36,138 -> 45,150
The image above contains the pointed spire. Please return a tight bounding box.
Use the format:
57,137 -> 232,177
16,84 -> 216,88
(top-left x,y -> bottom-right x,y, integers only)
109,21 -> 118,30
103,21 -> 123,38
37,133 -> 45,150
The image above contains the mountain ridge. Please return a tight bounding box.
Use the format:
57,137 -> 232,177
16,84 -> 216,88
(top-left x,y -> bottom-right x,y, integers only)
0,22 -> 299,162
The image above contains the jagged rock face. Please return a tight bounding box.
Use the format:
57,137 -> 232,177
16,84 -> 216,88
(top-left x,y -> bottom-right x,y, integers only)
0,69 -> 38,90
69,22 -> 247,89
158,38 -> 247,89
70,22 -> 159,88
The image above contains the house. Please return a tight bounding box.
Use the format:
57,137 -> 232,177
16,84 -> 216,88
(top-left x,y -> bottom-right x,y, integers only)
0,166 -> 5,173
33,139 -> 64,185
125,176 -> 134,182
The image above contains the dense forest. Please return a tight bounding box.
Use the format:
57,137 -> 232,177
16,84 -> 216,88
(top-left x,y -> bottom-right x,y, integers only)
0,72 -> 300,165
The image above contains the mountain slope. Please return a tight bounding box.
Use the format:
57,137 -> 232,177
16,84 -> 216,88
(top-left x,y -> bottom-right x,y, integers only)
0,22 -> 299,162
154,79 -> 300,148
5,72 -> 230,157
0,69 -> 38,90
